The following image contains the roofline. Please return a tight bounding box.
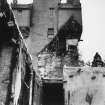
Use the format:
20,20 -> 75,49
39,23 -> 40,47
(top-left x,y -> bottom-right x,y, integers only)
11,4 -> 33,10
58,3 -> 81,9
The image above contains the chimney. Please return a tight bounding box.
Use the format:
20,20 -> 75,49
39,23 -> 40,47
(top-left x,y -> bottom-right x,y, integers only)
13,0 -> 17,4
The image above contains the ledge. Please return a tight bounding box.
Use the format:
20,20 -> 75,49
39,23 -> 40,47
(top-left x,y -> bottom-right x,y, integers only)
42,78 -> 63,83
11,4 -> 33,10
58,3 -> 81,9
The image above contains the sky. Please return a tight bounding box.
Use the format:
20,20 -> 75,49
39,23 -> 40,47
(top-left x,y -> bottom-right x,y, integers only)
79,0 -> 105,62
7,0 -> 105,62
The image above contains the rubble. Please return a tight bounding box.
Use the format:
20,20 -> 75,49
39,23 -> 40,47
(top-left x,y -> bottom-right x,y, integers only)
37,52 -> 63,79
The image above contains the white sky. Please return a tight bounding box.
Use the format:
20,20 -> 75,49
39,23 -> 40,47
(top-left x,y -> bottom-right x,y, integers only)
8,0 -> 105,62
79,0 -> 105,62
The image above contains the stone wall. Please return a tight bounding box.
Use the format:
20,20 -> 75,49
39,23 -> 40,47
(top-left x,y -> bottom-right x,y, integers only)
63,67 -> 105,105
26,0 -> 59,55
0,43 -> 13,105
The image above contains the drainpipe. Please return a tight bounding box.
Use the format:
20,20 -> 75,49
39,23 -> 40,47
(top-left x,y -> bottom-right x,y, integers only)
29,72 -> 33,105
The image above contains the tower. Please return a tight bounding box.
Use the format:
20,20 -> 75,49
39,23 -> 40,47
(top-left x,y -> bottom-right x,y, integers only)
13,0 -> 17,4
26,0 -> 82,68
26,0 -> 60,67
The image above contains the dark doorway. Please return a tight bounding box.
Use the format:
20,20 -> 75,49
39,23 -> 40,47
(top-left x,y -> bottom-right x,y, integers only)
42,83 -> 64,105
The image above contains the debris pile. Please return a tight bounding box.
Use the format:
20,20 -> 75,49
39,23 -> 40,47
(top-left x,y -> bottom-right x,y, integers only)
37,52 -> 63,78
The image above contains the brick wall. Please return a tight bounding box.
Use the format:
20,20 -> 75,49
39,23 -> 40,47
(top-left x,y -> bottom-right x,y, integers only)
0,43 -> 13,105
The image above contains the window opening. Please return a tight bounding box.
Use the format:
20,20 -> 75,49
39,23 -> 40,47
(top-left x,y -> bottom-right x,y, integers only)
47,28 -> 54,38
